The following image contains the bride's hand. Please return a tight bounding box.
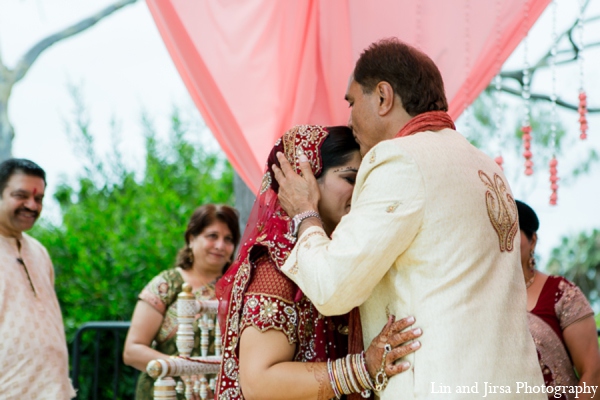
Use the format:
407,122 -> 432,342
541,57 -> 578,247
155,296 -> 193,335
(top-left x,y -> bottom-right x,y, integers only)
364,315 -> 422,380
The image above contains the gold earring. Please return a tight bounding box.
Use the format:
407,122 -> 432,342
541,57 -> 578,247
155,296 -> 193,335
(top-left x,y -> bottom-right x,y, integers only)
528,251 -> 536,271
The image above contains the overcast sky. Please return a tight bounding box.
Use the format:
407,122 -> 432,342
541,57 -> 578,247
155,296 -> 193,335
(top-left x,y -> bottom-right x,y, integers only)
1,0 -> 599,266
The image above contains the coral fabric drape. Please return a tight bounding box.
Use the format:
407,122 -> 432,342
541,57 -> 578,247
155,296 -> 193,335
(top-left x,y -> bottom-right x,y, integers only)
146,0 -> 550,192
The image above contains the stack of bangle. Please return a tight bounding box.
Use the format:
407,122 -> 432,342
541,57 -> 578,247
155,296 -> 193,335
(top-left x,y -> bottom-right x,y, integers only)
327,352 -> 375,399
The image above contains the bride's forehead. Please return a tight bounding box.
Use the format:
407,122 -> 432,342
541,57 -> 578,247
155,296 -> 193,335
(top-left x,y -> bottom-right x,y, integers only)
332,166 -> 358,173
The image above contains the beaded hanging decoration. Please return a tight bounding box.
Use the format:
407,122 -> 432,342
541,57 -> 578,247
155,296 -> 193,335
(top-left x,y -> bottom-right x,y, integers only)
463,0 -> 474,138
549,0 -> 559,206
521,1 -> 534,176
493,0 -> 504,170
577,0 -> 588,140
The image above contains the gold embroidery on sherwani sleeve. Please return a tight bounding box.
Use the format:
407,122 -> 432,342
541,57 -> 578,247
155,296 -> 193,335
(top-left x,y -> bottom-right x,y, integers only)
386,201 -> 400,213
288,230 -> 327,275
478,170 -> 518,252
288,261 -> 299,275
369,149 -> 376,164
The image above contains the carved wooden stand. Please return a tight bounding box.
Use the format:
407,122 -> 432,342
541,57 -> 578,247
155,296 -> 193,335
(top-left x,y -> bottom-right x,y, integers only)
148,283 -> 222,400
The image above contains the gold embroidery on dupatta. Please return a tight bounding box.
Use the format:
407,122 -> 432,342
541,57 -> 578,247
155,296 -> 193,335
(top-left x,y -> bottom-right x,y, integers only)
282,125 -> 328,175
260,172 -> 272,194
479,170 -> 518,252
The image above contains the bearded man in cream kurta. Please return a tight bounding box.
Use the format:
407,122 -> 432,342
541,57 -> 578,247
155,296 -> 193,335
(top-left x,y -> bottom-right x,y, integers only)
273,38 -> 544,399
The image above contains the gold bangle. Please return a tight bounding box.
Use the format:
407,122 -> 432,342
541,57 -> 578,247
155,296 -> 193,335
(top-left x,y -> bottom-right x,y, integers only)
345,354 -> 361,393
356,352 -> 374,398
337,357 -> 351,394
332,358 -> 345,396
353,353 -> 371,390
327,359 -> 342,399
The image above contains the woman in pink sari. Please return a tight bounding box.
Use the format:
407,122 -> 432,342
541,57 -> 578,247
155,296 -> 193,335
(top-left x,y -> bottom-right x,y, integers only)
518,200 -> 600,399
215,125 -> 421,400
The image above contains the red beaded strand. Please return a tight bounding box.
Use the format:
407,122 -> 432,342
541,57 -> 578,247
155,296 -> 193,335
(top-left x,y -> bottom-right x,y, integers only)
495,155 -> 504,170
549,157 -> 559,205
579,91 -> 588,140
577,0 -> 587,140
548,0 -> 558,206
522,125 -> 533,175
521,4 -> 533,176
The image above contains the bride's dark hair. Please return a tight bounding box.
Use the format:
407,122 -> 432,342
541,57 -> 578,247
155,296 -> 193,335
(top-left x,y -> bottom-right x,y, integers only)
319,126 -> 360,175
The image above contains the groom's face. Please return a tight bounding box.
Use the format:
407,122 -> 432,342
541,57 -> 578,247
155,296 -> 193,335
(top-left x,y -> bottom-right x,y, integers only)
345,77 -> 386,156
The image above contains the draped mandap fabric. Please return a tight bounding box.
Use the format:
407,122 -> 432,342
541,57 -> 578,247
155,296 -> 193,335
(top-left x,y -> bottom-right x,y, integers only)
146,0 -> 551,192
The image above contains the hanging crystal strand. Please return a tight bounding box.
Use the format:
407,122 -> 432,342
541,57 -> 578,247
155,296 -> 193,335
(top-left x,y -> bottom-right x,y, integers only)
494,74 -> 504,169
464,106 -> 474,140
463,0 -> 473,138
521,2 -> 533,176
549,0 -> 559,205
577,0 -> 588,140
415,0 -> 422,50
493,0 -> 504,169
522,44 -> 533,175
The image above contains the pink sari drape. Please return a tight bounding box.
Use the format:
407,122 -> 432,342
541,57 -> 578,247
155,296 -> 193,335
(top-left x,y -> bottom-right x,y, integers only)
146,0 -> 551,192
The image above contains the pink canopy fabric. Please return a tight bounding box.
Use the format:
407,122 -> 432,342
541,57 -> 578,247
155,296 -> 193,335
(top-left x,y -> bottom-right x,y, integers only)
146,0 -> 550,192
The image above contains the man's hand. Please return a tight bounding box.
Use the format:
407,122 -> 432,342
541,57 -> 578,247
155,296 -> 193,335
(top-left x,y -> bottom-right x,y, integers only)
272,152 -> 320,217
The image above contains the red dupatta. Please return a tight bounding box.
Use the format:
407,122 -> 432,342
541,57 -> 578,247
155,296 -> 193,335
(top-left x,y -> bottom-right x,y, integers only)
215,125 -> 329,334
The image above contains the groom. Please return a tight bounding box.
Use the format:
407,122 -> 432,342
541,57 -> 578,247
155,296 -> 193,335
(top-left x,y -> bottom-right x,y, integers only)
273,38 -> 544,399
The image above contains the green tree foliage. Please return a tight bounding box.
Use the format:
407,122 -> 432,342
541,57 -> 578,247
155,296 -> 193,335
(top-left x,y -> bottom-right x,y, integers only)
30,99 -> 233,398
33,107 -> 233,339
547,229 -> 600,309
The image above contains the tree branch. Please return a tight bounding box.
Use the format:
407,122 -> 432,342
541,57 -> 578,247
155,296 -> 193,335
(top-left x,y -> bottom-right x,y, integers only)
12,0 -> 138,83
500,39 -> 600,86
495,5 -> 600,112
498,84 -> 600,113
499,8 -> 600,87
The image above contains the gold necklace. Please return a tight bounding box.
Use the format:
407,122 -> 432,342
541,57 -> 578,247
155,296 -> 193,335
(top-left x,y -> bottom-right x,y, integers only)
525,270 -> 536,289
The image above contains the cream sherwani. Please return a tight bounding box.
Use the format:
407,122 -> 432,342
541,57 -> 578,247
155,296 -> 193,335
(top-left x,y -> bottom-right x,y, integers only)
0,233 -> 75,399
281,129 -> 544,399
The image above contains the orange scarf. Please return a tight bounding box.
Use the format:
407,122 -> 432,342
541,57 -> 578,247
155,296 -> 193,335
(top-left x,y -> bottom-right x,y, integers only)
396,110 -> 455,138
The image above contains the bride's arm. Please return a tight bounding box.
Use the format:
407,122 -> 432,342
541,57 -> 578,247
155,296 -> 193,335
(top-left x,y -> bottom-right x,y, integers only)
239,328 -> 329,400
238,316 -> 421,400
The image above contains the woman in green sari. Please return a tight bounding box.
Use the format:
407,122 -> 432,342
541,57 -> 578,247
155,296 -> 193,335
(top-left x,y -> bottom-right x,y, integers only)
123,204 -> 240,399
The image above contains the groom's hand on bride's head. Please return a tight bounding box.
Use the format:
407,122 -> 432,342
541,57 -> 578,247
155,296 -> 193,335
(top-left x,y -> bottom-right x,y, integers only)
272,152 -> 320,217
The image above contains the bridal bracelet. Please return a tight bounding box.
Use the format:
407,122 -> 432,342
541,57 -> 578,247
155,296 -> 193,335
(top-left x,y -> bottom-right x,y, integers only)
327,352 -> 376,399
374,344 -> 392,391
